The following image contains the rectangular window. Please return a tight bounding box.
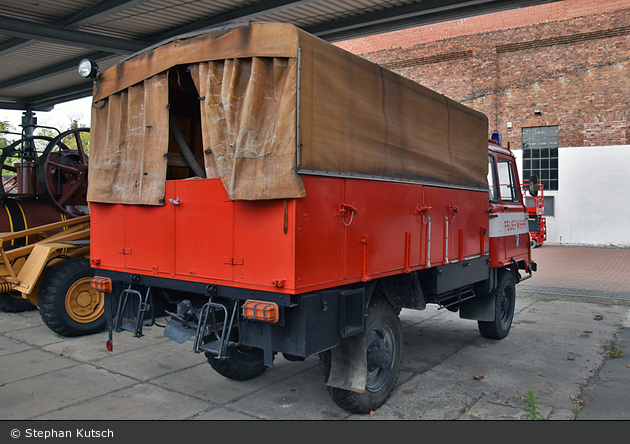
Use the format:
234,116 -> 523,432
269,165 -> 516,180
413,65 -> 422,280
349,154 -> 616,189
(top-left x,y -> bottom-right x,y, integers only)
497,158 -> 519,202
488,154 -> 498,202
522,126 -> 559,191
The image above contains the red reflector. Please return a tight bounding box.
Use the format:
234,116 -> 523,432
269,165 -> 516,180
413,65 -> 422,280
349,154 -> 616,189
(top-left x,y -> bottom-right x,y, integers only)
90,276 -> 112,293
106,340 -> 113,351
242,300 -> 279,323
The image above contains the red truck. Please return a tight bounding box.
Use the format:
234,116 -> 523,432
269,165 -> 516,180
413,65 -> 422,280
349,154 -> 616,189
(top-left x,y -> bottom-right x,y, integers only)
525,180 -> 547,248
83,23 -> 536,414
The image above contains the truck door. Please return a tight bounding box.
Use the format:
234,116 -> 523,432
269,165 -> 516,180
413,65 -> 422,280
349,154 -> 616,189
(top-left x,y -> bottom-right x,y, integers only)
487,152 -> 529,267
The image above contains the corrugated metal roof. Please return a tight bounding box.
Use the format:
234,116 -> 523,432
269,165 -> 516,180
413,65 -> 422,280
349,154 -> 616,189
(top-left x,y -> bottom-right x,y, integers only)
0,0 -> 561,111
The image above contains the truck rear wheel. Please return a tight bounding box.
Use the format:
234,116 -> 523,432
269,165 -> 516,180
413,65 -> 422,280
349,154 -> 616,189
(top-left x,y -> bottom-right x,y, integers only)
478,269 -> 515,340
38,258 -> 106,337
0,292 -> 36,312
205,343 -> 268,381
329,297 -> 401,414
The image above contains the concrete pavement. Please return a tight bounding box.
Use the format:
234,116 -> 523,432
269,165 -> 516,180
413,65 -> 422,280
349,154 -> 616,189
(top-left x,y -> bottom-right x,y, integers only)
0,245 -> 628,423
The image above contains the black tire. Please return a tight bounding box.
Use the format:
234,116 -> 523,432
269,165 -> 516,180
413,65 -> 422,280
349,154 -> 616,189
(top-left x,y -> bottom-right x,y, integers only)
478,269 -> 516,340
0,292 -> 37,312
205,343 -> 269,381
329,297 -> 401,414
38,258 -> 106,337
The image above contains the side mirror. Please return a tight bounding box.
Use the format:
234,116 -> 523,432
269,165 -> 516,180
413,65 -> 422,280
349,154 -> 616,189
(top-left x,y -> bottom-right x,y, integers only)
528,175 -> 539,197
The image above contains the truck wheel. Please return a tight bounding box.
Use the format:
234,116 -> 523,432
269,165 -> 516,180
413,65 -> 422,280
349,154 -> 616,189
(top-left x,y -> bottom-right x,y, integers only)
0,292 -> 36,312
38,258 -> 106,337
478,270 -> 515,340
329,297 -> 401,414
205,343 -> 269,381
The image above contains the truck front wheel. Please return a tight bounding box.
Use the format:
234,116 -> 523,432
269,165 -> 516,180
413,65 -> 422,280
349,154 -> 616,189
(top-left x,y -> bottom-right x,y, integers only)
329,297 -> 401,414
477,269 -> 515,340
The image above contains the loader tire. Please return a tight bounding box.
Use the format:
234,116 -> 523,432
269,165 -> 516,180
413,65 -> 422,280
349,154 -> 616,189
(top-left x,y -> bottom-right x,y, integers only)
38,258 -> 106,337
327,297 -> 401,414
477,269 -> 516,340
0,292 -> 36,312
205,343 -> 269,381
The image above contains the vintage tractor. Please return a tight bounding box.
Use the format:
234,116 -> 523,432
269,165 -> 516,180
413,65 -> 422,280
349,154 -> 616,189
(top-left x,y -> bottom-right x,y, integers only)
0,122 -> 103,336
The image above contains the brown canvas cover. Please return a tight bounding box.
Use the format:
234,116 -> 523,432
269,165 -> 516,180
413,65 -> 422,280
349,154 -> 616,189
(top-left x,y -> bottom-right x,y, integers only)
87,22 -> 488,205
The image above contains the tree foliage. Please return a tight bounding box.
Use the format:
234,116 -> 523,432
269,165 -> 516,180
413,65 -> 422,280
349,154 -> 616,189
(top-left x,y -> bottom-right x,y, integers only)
0,120 -> 15,149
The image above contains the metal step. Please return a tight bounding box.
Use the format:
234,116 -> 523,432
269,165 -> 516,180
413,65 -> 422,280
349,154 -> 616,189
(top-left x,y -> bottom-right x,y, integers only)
114,286 -> 155,337
192,299 -> 239,358
436,286 -> 476,310
197,338 -> 238,356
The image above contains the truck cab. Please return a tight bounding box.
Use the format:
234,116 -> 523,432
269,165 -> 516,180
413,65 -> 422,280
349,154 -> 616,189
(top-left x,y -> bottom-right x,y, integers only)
487,141 -> 533,270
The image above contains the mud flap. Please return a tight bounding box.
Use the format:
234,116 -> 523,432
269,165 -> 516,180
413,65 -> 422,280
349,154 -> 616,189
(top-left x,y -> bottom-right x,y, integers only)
460,294 -> 495,321
164,318 -> 196,344
325,335 -> 367,393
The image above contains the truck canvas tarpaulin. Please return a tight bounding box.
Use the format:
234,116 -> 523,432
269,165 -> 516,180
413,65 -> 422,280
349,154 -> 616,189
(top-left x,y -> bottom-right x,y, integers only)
87,22 -> 488,204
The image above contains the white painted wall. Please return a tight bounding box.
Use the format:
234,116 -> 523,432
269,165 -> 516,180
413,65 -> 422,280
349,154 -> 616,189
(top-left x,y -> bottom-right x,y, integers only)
514,145 -> 630,247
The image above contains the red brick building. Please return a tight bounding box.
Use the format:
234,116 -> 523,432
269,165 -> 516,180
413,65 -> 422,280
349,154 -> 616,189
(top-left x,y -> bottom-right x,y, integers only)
336,0 -> 630,246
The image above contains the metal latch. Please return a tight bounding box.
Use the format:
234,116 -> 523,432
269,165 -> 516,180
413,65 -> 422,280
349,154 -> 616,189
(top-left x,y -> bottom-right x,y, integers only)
338,203 -> 358,226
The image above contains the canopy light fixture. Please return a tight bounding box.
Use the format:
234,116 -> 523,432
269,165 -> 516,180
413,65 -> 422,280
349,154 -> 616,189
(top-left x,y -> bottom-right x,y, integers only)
78,58 -> 100,80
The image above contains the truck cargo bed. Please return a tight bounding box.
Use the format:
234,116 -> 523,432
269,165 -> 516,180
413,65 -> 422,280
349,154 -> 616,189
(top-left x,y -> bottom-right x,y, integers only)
90,175 -> 490,294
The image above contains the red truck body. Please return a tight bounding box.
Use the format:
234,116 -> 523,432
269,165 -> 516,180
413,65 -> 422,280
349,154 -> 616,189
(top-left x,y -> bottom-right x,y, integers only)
91,175 -> 500,294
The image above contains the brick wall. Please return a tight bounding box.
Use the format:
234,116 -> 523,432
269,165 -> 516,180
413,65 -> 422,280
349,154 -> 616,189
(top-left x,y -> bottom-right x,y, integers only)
337,1 -> 630,150
583,121 -> 628,146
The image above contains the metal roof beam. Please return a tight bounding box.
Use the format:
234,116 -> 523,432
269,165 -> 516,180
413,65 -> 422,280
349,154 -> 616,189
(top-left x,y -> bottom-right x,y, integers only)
16,83 -> 95,110
0,0 -> 147,57
306,0 -> 562,41
306,0 -> 495,36
154,0 -> 319,40
0,52 -> 113,91
61,0 -> 150,28
0,14 -> 147,53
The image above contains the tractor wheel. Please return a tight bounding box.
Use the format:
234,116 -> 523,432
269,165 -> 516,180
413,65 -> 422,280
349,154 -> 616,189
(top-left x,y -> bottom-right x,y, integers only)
205,342 -> 269,381
328,297 -> 401,414
0,292 -> 36,312
37,128 -> 90,217
38,257 -> 106,337
478,269 -> 516,340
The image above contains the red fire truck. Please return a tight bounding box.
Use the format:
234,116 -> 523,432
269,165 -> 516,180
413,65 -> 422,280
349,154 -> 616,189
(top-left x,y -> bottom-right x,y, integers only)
525,180 -> 547,248
84,23 -> 536,414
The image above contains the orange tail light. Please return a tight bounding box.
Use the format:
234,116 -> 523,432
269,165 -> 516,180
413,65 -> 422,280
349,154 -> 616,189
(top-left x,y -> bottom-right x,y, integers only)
90,276 -> 112,293
242,300 -> 280,323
